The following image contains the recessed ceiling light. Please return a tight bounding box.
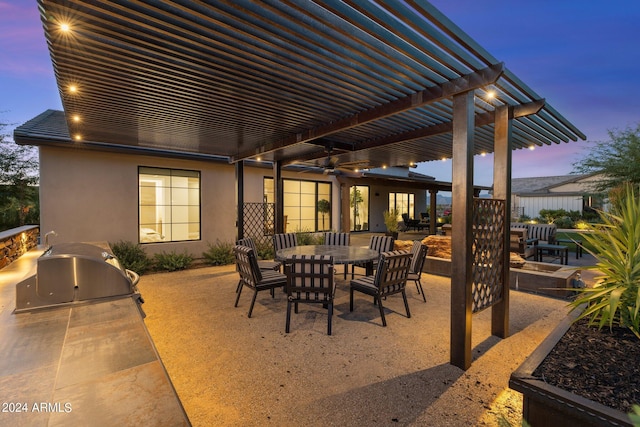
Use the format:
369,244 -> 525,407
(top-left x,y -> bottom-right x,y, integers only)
60,23 -> 71,32
74,134 -> 82,141
68,85 -> 78,93
72,115 -> 80,122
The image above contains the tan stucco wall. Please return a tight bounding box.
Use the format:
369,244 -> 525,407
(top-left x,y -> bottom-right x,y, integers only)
39,147 -> 342,256
39,146 -> 428,255
39,146 -> 241,256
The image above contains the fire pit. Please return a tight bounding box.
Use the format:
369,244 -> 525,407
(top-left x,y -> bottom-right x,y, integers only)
510,261 -> 581,299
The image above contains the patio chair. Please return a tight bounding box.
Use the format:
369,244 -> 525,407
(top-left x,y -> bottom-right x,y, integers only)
237,237 -> 282,271
402,213 -> 425,231
273,232 -> 298,254
407,241 -> 428,302
284,255 -> 336,335
349,250 -> 412,327
234,245 -> 287,318
236,237 -> 283,292
350,235 -> 394,278
324,232 -> 350,278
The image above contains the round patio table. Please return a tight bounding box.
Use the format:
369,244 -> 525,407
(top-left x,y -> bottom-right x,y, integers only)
276,245 -> 380,276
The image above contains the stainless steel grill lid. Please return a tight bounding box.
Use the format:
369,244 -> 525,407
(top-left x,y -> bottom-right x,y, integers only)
15,242 -> 141,313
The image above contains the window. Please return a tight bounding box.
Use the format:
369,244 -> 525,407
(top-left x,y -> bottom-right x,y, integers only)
139,167 -> 200,243
263,178 -> 332,232
389,192 -> 415,220
350,186 -> 369,231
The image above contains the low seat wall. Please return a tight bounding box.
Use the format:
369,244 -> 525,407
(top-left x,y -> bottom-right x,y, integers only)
0,225 -> 40,269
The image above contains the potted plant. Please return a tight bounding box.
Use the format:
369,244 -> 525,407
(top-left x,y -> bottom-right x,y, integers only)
383,208 -> 399,239
350,187 -> 363,231
510,184 -> 640,426
317,199 -> 330,231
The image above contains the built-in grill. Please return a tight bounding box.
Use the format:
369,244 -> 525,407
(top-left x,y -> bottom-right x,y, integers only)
15,242 -> 141,313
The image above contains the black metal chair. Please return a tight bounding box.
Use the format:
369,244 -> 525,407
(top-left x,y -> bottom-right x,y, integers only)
284,255 -> 336,335
349,250 -> 412,326
323,232 -> 350,278
402,213 -> 426,231
273,232 -> 298,254
407,241 -> 428,302
351,235 -> 394,278
236,237 -> 283,292
234,245 -> 286,318
237,237 -> 282,271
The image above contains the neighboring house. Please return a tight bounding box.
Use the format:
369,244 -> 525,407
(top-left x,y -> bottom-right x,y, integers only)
15,110 -> 440,256
510,173 -> 606,219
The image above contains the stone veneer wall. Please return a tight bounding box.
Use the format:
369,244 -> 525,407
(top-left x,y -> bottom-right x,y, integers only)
0,225 -> 40,269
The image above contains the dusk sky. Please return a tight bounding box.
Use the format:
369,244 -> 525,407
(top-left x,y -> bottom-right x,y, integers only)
2,1 -> 639,187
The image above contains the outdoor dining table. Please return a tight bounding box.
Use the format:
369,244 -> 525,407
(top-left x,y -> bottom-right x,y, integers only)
276,245 -> 380,277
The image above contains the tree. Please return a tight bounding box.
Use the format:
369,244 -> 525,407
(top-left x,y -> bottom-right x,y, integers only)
350,187 -> 363,229
0,121 -> 40,229
573,123 -> 640,193
317,199 -> 330,230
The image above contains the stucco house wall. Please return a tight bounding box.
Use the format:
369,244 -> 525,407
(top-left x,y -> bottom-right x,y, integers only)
40,146 -> 429,255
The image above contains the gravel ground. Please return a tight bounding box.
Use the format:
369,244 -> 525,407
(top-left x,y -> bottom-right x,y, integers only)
138,263 -> 575,426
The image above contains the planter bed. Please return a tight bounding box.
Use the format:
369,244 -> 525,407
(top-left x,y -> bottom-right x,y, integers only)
509,310 -> 635,427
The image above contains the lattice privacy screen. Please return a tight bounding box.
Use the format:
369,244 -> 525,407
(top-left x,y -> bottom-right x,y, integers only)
242,202 -> 275,251
472,198 -> 506,313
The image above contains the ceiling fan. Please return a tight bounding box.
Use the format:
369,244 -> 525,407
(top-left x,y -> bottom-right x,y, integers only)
318,147 -> 368,177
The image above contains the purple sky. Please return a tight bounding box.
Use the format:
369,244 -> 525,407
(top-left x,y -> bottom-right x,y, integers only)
2,1 -> 639,187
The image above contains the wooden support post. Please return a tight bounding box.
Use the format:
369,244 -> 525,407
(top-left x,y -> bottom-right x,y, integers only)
492,105 -> 511,338
450,91 -> 475,370
340,182 -> 351,233
235,161 -> 244,241
273,161 -> 284,234
429,190 -> 437,235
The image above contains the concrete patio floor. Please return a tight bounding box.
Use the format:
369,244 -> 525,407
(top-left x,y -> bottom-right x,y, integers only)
0,236 -> 598,426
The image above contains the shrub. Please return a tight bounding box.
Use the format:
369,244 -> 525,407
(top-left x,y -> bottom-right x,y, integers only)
553,216 -> 574,229
295,229 -> 323,245
153,250 -> 193,272
569,184 -> 640,338
254,239 -> 274,260
202,240 -> 235,265
110,240 -> 151,275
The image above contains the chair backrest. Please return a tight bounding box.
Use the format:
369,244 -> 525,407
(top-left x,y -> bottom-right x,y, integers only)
323,232 -> 349,246
234,245 -> 262,287
286,255 -> 334,301
528,224 -> 557,244
401,213 -> 410,224
374,251 -> 412,293
409,241 -> 428,275
273,233 -> 298,252
369,235 -> 394,253
236,237 -> 258,254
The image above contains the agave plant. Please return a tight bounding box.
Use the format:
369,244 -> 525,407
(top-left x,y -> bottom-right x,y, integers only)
569,184 -> 640,338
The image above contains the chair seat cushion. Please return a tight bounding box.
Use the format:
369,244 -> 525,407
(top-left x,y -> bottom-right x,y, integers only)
350,276 -> 378,294
290,282 -> 336,302
258,260 -> 282,270
257,270 -> 287,288
407,272 -> 420,280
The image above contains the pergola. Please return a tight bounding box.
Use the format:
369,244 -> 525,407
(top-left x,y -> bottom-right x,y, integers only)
34,0 -> 585,369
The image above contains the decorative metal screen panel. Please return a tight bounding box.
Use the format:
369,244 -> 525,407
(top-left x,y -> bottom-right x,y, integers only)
242,202 -> 275,252
472,198 -> 506,313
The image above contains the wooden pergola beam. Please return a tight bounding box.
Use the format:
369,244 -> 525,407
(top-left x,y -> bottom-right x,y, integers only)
231,63 -> 504,162
280,99 -> 545,166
